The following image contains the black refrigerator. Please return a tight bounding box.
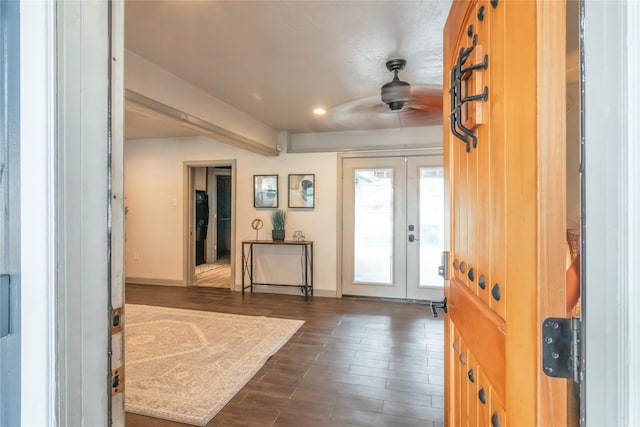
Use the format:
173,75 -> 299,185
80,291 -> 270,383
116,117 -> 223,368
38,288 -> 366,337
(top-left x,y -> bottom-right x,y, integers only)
195,190 -> 209,266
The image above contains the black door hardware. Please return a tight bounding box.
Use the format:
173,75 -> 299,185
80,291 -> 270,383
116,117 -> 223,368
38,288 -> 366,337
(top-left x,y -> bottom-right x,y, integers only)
449,31 -> 489,152
430,297 -> 448,318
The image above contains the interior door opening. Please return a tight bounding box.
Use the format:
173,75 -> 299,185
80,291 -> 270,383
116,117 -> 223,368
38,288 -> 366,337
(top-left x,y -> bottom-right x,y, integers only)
188,163 -> 234,289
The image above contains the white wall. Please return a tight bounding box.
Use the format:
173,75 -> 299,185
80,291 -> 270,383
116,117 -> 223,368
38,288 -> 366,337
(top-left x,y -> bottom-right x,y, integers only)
125,140 -> 184,282
125,136 -> 338,294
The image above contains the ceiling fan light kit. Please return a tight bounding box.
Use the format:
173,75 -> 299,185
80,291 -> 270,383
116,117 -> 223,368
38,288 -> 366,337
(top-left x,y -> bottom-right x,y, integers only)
381,59 -> 411,111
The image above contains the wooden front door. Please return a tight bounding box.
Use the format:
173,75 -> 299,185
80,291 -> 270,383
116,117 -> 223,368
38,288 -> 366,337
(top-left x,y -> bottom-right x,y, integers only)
443,1 -> 570,425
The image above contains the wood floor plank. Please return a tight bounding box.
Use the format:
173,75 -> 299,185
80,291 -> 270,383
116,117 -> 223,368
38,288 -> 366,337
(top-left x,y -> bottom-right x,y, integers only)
290,386 -> 384,413
385,378 -> 445,397
331,407 -> 434,427
124,284 -> 444,426
272,413 -> 361,427
240,392 -> 334,420
382,401 -> 444,422
351,364 -> 433,381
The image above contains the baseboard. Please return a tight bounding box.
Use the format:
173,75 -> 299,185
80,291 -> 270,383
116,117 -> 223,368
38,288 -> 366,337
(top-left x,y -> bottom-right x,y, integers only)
125,277 -> 185,287
313,289 -> 337,298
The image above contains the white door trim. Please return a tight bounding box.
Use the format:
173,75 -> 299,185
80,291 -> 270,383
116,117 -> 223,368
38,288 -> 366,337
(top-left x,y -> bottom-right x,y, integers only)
53,1 -> 114,425
1,1 -> 22,425
624,0 -> 640,423
183,160 -> 237,289
583,0 -> 636,424
19,2 -> 56,425
109,0 -> 126,424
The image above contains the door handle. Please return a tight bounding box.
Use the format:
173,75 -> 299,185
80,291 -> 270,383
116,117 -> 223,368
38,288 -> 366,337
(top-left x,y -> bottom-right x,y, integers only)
438,251 -> 450,280
408,234 -> 419,242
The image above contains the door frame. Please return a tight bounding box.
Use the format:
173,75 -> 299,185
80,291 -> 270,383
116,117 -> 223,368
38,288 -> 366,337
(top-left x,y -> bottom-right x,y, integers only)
15,0 -> 639,425
336,148 -> 442,298
183,160 -> 237,288
583,0 -> 639,424
534,1 -> 572,423
0,1 -> 21,424
19,2 -> 57,424
22,0 -> 122,425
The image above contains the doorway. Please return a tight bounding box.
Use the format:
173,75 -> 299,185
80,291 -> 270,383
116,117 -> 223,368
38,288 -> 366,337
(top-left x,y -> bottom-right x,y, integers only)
341,155 -> 444,300
186,162 -> 235,289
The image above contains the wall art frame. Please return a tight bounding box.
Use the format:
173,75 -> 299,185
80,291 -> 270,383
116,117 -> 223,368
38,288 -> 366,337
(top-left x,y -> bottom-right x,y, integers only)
253,174 -> 278,208
288,174 -> 315,208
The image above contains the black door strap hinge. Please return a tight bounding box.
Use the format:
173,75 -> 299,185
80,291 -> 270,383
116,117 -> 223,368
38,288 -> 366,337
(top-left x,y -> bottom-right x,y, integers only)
542,317 -> 581,382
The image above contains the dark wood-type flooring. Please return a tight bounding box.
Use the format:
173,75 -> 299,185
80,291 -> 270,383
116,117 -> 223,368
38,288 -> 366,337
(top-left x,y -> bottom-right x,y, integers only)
125,284 -> 445,427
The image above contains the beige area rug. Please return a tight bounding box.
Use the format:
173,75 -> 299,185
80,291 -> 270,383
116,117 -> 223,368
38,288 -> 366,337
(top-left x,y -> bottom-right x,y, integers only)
125,304 -> 304,426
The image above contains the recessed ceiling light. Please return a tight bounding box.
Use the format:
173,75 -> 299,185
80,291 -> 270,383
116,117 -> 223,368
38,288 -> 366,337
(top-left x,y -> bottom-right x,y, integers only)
313,108 -> 326,115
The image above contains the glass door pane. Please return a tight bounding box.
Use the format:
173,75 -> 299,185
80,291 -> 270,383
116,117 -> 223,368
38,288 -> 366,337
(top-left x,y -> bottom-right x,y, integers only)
342,156 -> 406,298
407,156 -> 444,301
419,167 -> 444,288
353,168 -> 393,284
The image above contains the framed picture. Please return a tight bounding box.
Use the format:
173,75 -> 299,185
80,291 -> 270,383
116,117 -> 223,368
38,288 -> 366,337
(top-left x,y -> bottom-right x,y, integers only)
253,175 -> 278,208
288,174 -> 315,208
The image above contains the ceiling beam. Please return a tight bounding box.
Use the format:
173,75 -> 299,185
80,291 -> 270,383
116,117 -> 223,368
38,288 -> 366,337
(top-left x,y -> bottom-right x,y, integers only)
125,90 -> 279,157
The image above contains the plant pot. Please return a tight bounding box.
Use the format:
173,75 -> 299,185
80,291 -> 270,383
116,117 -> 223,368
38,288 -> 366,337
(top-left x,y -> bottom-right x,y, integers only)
272,229 -> 285,241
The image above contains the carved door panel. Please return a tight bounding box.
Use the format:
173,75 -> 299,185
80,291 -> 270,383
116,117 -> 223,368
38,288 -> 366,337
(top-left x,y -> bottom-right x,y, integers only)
443,0 -> 570,425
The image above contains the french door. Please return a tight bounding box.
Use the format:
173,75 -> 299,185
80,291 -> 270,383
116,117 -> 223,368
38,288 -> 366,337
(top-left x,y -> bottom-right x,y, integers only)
341,155 -> 444,300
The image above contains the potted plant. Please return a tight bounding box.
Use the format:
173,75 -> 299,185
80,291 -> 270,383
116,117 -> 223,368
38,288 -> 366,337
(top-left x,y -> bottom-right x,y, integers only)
271,209 -> 286,240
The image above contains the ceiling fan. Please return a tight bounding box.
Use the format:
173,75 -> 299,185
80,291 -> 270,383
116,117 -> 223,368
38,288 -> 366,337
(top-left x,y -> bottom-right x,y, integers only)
381,59 -> 413,111
320,59 -> 443,130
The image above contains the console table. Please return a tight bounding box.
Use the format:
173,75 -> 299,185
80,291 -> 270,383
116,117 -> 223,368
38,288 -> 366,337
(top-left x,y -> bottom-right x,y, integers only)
241,240 -> 313,299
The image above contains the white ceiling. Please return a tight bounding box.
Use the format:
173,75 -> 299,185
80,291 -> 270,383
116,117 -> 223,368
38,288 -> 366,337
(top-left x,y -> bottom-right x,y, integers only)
124,0 -> 452,138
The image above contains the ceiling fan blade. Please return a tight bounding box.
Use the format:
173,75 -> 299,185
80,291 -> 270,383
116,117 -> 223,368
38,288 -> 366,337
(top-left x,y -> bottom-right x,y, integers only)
408,84 -> 443,111
311,84 -> 443,131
